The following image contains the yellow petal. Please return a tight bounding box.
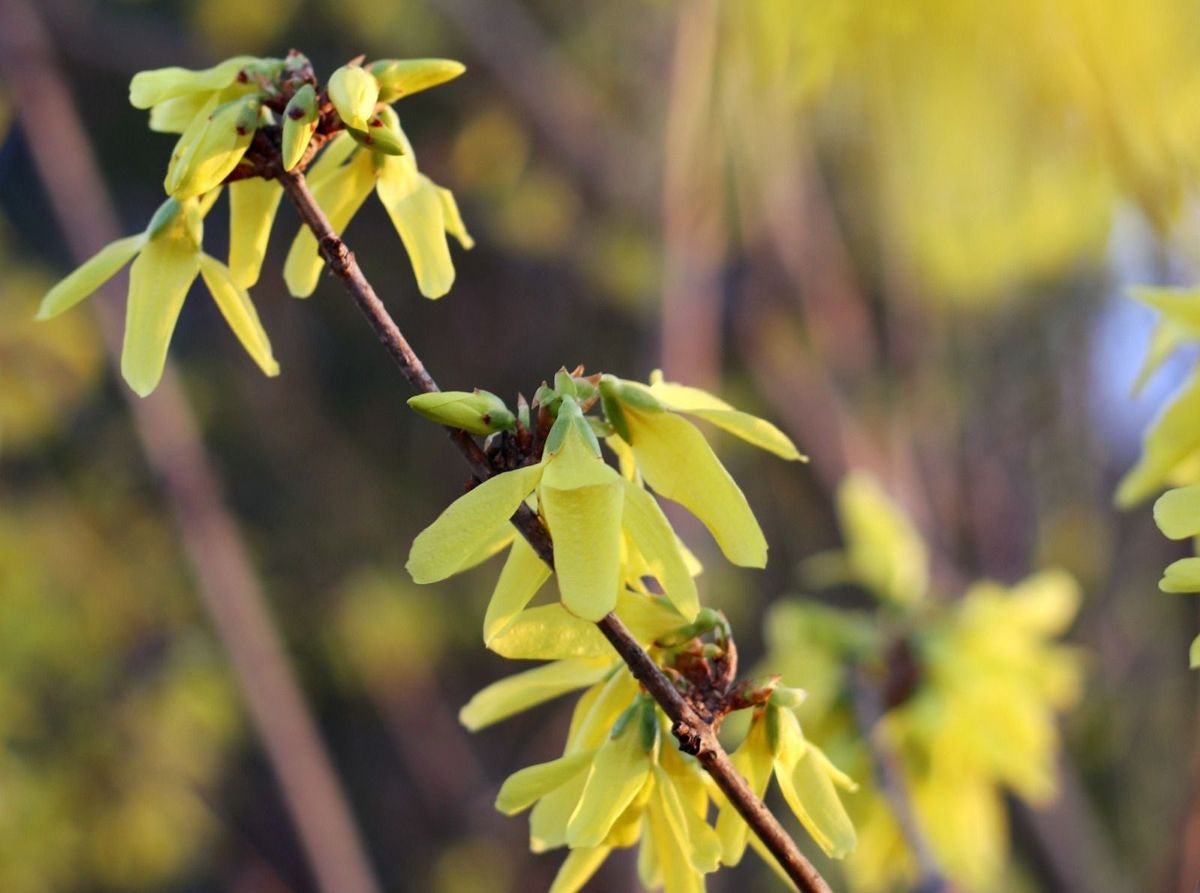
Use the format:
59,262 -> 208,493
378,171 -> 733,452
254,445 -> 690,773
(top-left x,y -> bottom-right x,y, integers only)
120,231 -> 200,396
648,374 -> 802,460
653,765 -> 721,874
436,184 -> 475,249
1116,369 -> 1200,507
539,426 -> 625,621
484,536 -> 552,644
165,97 -> 256,200
1132,317 -> 1191,395
148,92 -> 211,134
328,64 -> 379,131
228,178 -> 283,288
774,713 -> 856,859
621,482 -> 699,620
495,751 -> 594,815
375,169 -> 456,299
458,658 -> 610,732
129,56 -> 255,108
1006,569 -> 1081,635
454,524 -> 515,574
837,472 -> 930,605
407,463 -> 545,584
716,714 -> 774,865
566,668 -> 637,752
566,721 -> 652,847
197,254 -> 279,377
549,847 -> 611,893
284,151 -> 376,297
644,784 -> 706,893
369,58 -> 466,103
1133,286 -> 1200,338
487,605 -> 610,660
531,767 -> 590,852
1161,557 -> 1200,593
625,407 -> 767,567
38,234 -> 145,320
307,132 -> 358,187
617,590 -> 691,644
1155,485 -> 1200,540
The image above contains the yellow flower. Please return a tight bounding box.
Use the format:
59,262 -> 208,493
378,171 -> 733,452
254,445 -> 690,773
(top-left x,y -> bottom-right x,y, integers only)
716,701 -> 857,863
283,111 -> 473,300
1152,485 -> 1200,666
494,689 -> 722,893
407,398 -> 698,622
129,56 -> 270,132
601,372 -> 804,568
164,91 -> 260,200
36,195 -> 277,397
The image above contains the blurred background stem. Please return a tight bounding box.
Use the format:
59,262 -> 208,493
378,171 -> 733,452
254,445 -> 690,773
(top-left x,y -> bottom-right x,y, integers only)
0,4 -> 382,892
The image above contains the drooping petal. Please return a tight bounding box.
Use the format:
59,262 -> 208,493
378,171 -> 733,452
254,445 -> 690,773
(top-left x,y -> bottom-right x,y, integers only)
621,481 -> 699,620
454,523 -> 515,575
436,184 -> 475,249
541,431 -> 624,621
165,96 -> 257,201
375,168 -> 457,299
495,750 -> 594,815
1155,485 -> 1200,540
1160,557 -> 1200,593
549,847 -> 611,893
197,254 -> 279,376
566,721 -> 653,848
38,234 -> 145,320
566,668 -> 638,753
228,178 -> 284,288
716,713 -> 775,865
487,604 -> 610,660
644,782 -> 707,893
531,767 -> 590,853
407,463 -> 544,584
652,765 -> 721,874
625,407 -> 767,567
283,150 -> 376,297
483,537 -> 553,645
647,374 -> 803,460
129,56 -> 256,108
458,658 -> 610,732
120,232 -> 200,396
774,712 -> 856,859
1116,369 -> 1200,507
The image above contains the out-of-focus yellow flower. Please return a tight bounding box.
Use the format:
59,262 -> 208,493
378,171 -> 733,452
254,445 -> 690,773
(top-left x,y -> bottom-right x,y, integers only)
1151,486 -> 1200,666
284,112 -> 473,300
37,195 -> 278,396
408,397 -> 697,622
602,373 -> 803,568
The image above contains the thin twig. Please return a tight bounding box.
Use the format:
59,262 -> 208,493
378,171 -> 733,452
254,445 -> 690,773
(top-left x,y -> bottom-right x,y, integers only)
850,667 -> 950,893
276,167 -> 835,893
0,6 -> 383,893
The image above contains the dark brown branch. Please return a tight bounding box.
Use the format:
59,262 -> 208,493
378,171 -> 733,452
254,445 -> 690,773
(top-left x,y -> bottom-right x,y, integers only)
277,167 -> 834,893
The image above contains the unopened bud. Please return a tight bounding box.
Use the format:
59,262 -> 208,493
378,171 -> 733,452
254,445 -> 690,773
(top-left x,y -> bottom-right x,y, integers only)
281,84 -> 319,171
368,58 -> 466,103
407,390 -> 515,435
328,64 -> 379,131
768,686 -> 808,711
346,117 -> 406,156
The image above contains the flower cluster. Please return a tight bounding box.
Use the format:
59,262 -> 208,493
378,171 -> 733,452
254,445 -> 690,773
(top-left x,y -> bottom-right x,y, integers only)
37,53 -> 471,396
766,472 -> 1083,892
405,369 -> 857,889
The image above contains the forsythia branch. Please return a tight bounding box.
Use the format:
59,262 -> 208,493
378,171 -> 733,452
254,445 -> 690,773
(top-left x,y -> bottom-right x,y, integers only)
276,164 -> 836,893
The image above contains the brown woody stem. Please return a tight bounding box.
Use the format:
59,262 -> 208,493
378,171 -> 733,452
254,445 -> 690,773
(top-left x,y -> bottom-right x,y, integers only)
278,167 -> 834,893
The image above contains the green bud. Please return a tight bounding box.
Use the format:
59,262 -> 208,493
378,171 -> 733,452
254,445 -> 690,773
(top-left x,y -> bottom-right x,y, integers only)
328,63 -> 379,131
544,395 -> 599,456
572,377 -> 598,402
586,416 -> 614,439
618,380 -> 664,413
368,58 -> 466,103
407,390 -> 516,435
144,197 -> 183,240
281,84 -> 318,171
768,686 -> 808,711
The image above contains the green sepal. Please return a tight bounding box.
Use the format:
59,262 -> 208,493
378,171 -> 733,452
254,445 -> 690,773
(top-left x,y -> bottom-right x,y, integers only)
599,376 -> 631,441
145,197 -> 183,240
347,120 -> 407,156
554,368 -> 578,398
618,379 -> 664,413
545,395 -> 598,455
